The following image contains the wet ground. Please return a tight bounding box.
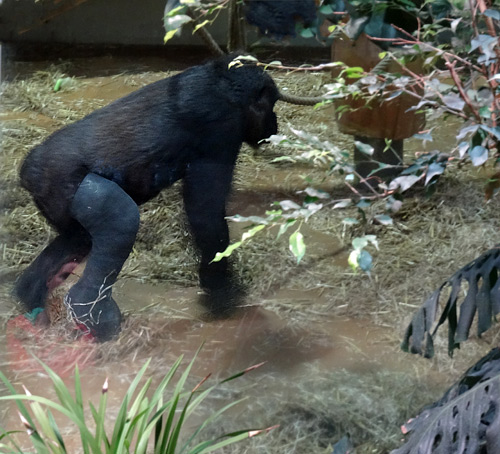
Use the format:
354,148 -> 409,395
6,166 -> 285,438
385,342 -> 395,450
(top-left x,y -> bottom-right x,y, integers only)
1,51 -> 498,453
0,276 -> 444,453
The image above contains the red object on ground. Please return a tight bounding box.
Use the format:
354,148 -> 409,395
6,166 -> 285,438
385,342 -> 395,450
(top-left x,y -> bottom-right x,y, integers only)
6,313 -> 96,376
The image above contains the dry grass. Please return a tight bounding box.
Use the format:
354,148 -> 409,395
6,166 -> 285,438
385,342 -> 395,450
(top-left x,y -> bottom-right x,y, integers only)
1,57 -> 499,453
195,365 -> 444,454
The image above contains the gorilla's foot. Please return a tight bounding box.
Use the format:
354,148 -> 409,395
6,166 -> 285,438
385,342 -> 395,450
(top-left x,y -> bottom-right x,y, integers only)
198,282 -> 246,319
64,286 -> 121,342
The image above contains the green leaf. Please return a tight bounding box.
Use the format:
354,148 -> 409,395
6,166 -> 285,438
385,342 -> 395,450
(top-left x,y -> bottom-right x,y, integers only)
352,237 -> 368,250
480,125 -> 500,140
425,162 -> 445,185
389,175 -> 421,192
442,94 -> 465,111
412,131 -> 433,142
241,224 -> 266,242
228,56 -> 259,71
344,66 -> 365,79
319,4 -> 334,14
212,241 -> 242,262
457,141 -> 469,158
212,225 -> 265,262
53,79 -> 63,92
277,220 -> 296,239
358,250 -> 373,272
348,249 -> 360,271
303,187 -> 330,199
483,9 -> 500,20
356,199 -> 370,209
193,20 -> 210,33
279,200 -> 301,211
365,235 -> 379,250
299,27 -> 315,38
479,106 -> 491,119
227,214 -> 269,224
233,54 -> 258,63
163,13 -> 191,43
289,231 -> 306,264
333,199 -> 352,209
354,141 -> 374,156
374,214 -> 393,225
164,29 -> 179,44
165,5 -> 187,18
468,145 -> 488,166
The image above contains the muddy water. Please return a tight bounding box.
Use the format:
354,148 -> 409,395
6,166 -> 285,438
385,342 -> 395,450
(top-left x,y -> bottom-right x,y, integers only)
0,276 -> 439,453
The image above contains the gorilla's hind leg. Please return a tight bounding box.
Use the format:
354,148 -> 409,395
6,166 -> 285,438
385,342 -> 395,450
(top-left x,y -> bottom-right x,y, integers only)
14,231 -> 91,311
65,174 -> 140,341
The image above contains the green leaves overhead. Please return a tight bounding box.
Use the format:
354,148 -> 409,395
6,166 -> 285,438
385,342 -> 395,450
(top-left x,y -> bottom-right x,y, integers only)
163,3 -> 192,43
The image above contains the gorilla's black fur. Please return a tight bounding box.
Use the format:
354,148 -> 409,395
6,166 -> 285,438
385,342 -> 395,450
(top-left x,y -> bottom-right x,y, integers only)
15,54 -> 279,340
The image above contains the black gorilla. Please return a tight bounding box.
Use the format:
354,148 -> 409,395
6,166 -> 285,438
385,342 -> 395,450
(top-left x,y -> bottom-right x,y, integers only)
164,0 -> 317,39
15,55 -> 279,341
243,0 -> 317,38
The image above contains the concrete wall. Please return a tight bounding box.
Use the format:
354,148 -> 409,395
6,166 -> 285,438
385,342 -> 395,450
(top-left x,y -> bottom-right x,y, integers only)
0,0 -> 315,47
0,0 -> 205,45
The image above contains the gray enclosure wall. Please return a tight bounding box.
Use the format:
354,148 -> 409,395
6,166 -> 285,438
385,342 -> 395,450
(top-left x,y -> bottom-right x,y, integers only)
0,0 -> 316,47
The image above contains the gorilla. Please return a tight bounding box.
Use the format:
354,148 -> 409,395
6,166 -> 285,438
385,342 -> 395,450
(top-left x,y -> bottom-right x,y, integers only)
14,54 -> 279,341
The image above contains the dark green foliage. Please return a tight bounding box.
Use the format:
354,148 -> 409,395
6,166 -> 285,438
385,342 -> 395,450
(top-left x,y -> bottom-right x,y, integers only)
392,348 -> 500,454
402,246 -> 500,357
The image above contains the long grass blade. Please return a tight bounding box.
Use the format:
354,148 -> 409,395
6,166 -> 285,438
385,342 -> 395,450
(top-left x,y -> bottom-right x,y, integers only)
87,376 -> 109,452
116,378 -> 153,451
157,393 -> 180,454
47,410 -> 67,453
194,426 -> 277,454
130,398 -> 151,454
24,387 -> 65,453
0,371 -> 37,432
179,397 -> 246,454
162,348 -> 203,453
36,358 -> 78,413
0,394 -> 99,453
35,359 -> 98,454
0,427 -> 24,453
188,430 -> 252,454
219,362 -> 266,384
135,399 -> 183,454
149,355 -> 184,409
1,351 -> 260,454
109,359 -> 151,448
72,365 -> 91,454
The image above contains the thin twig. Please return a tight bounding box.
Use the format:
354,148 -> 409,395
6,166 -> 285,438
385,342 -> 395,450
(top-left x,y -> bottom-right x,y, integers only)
444,56 -> 482,122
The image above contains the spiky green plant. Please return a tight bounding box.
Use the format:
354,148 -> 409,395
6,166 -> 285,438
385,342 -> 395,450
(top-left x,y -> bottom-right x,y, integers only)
0,352 -> 272,454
